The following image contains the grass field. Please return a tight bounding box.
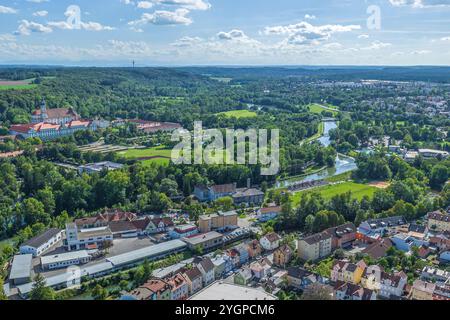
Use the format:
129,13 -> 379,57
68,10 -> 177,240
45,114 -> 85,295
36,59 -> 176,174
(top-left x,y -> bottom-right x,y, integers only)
292,181 -> 378,205
307,103 -> 339,116
0,83 -> 37,91
118,146 -> 173,165
0,238 -> 14,251
218,110 -> 257,119
119,145 -> 172,159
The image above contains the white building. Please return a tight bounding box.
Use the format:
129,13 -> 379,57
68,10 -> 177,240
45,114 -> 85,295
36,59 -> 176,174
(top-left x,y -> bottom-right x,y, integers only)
66,223 -> 113,251
19,228 -> 64,257
379,272 -> 407,298
41,250 -> 91,270
259,232 -> 281,251
194,257 -> 215,287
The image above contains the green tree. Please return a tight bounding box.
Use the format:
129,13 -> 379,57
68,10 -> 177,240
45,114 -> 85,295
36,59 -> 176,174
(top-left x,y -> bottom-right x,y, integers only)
92,284 -> 108,300
0,277 -> 7,300
29,274 -> 55,300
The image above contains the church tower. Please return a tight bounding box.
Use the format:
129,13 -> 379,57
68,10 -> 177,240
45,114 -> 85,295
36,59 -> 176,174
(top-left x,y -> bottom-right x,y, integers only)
40,98 -> 48,122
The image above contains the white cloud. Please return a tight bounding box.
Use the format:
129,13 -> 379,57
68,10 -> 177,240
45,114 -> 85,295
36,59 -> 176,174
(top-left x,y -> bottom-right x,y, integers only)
0,34 -> 16,42
263,21 -> 361,45
153,0 -> 211,11
389,0 -> 450,8
33,10 -> 49,17
129,8 -> 192,26
0,5 -> 17,14
358,34 -> 370,39
26,0 -> 49,3
171,36 -> 203,47
360,40 -> 392,50
137,1 -> 154,9
411,49 -> 431,54
15,20 -> 52,36
304,14 -> 316,20
48,21 -> 115,31
440,36 -> 450,41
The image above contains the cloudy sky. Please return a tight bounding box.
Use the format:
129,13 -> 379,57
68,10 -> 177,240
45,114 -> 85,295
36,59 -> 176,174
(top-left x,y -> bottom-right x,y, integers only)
0,0 -> 450,65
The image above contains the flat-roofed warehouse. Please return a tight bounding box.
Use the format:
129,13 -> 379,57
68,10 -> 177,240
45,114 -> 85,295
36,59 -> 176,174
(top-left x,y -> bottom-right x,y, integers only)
9,254 -> 33,285
189,282 -> 277,300
41,250 -> 91,270
106,239 -> 187,268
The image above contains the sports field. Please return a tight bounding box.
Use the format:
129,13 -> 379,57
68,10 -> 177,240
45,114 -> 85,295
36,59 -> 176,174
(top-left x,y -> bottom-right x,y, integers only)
292,181 -> 378,205
218,110 -> 257,118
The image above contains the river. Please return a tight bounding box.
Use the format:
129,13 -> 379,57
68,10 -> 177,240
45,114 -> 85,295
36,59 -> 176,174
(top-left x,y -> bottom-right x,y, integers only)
276,120 -> 357,188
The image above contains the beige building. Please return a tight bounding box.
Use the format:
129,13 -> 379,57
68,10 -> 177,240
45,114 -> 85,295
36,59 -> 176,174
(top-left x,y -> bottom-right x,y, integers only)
198,211 -> 238,233
297,231 -> 332,262
428,211 -> 450,232
411,280 -> 436,300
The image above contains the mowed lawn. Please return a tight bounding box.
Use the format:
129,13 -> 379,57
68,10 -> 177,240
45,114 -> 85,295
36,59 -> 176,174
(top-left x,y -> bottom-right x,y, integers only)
118,146 -> 173,165
0,82 -> 37,91
218,110 -> 257,118
307,103 -> 339,116
292,182 -> 378,205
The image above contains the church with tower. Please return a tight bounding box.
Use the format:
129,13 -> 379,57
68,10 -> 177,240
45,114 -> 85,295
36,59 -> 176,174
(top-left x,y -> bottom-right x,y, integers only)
31,99 -> 80,125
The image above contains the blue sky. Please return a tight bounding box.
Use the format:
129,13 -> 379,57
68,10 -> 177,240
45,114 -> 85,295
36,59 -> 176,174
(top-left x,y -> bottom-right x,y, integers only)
0,0 -> 450,65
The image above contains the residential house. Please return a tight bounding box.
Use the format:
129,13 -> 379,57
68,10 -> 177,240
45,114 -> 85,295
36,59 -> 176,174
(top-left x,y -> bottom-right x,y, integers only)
260,232 -> 281,251
166,273 -> 189,300
428,211 -> 450,232
324,223 -> 356,250
234,268 -> 253,286
258,205 -> 282,222
74,209 -> 137,229
361,238 -> 393,260
334,281 -> 376,300
225,248 -> 241,268
19,228 -> 64,257
247,239 -> 262,259
234,243 -> 250,265
194,256 -> 215,287
379,271 -> 408,298
147,217 -> 174,234
128,279 -> 171,300
194,183 -> 237,202
331,260 -> 367,285
361,265 -> 383,291
297,231 -> 332,262
250,258 -> 272,280
169,224 -> 199,239
286,267 -> 321,291
390,233 -> 427,252
357,216 -> 406,243
411,280 -> 436,300
273,245 -> 293,267
183,267 -> 203,295
429,232 -> 450,251
421,266 -> 450,284
211,255 -> 231,279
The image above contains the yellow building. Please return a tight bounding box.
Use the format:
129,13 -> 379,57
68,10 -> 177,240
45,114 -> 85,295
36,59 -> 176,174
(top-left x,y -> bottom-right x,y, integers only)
198,211 -> 238,233
427,211 -> 450,232
331,260 -> 367,285
273,245 -> 293,267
